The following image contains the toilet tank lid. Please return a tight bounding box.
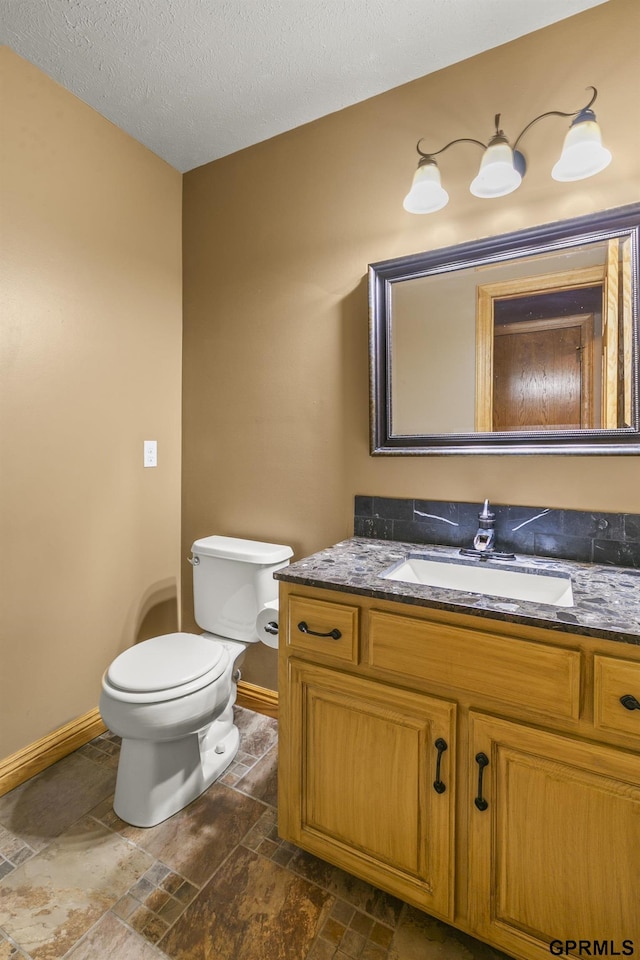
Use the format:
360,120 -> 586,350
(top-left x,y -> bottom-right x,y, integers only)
191,535 -> 293,564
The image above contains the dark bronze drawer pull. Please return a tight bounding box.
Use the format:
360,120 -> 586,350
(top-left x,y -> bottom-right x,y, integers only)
297,621 -> 342,641
433,737 -> 448,794
474,752 -> 489,811
620,694 -> 640,711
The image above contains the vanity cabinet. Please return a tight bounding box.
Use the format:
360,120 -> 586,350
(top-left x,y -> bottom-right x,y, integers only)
468,713 -> 639,955
278,584 -> 640,960
285,660 -> 456,919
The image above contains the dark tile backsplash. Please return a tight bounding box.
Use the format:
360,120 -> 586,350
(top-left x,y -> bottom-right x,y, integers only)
354,496 -> 640,569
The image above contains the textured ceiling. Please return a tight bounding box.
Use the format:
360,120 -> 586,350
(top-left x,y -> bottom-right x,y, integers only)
3,0 -> 609,172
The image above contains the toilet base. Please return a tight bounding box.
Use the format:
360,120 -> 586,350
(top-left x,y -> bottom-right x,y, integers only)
113,704 -> 240,828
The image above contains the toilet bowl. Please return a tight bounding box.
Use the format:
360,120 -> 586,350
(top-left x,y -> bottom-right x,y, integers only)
99,535 -> 292,828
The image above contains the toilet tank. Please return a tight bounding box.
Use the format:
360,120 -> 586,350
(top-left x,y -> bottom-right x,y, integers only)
190,535 -> 293,642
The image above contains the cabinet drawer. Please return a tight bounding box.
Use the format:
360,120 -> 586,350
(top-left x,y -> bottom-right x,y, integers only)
369,611 -> 582,719
594,656 -> 640,740
287,595 -> 359,663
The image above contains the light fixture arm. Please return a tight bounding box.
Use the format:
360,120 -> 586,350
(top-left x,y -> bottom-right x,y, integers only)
512,86 -> 599,151
416,136 -> 487,163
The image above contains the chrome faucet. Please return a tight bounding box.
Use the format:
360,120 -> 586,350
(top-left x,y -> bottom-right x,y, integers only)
473,499 -> 496,553
460,499 -> 515,561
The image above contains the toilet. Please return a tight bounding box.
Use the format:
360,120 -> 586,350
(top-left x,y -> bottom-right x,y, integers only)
99,535 -> 292,827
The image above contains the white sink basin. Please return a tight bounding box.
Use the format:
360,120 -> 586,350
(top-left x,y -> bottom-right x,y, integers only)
380,555 -> 574,607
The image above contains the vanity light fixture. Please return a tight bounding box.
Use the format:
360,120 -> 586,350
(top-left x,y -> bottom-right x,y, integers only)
403,86 -> 612,214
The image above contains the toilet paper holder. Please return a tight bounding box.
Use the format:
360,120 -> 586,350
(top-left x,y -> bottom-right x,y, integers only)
263,620 -> 278,636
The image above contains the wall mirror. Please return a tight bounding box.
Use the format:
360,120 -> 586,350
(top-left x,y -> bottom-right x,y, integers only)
369,204 -> 639,454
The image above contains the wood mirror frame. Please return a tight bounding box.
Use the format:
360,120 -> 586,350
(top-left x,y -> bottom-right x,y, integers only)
369,204 -> 639,455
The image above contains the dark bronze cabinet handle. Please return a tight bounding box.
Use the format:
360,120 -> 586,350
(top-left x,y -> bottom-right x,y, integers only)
297,621 -> 342,641
433,737 -> 448,794
474,752 -> 489,811
620,694 -> 640,711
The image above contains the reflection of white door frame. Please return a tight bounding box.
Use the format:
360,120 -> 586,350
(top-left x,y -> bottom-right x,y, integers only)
475,265 -> 605,432
493,314 -> 595,430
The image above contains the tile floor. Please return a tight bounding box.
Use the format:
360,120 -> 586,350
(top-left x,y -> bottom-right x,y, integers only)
0,708 -> 511,960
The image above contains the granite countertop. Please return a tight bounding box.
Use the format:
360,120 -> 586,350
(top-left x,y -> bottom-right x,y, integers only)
275,537 -> 640,645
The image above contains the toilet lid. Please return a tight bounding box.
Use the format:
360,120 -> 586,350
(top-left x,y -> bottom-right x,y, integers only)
107,633 -> 226,693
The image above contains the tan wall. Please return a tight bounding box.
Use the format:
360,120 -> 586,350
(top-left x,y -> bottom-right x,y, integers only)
182,0 -> 640,691
0,50 -> 183,757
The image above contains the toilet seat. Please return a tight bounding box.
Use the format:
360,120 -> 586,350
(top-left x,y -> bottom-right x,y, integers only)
104,633 -> 229,704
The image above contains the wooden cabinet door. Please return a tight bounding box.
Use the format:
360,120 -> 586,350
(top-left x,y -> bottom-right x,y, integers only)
281,659 -> 456,920
468,713 -> 640,959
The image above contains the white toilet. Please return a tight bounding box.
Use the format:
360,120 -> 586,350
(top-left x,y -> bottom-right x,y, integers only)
99,535 -> 292,828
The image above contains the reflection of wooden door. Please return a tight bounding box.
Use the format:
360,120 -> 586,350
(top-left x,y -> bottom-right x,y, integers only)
475,266 -> 605,432
493,315 -> 594,431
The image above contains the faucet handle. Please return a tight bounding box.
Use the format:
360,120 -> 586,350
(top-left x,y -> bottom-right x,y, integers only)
479,499 -> 495,521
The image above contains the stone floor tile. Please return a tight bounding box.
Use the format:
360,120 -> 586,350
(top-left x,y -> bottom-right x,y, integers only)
130,876 -> 155,901
94,736 -> 120,756
160,844 -> 334,960
388,906 -> 512,960
64,912 -> 164,959
350,912 -> 374,938
142,861 -> 171,886
114,781 -> 265,887
159,875 -> 198,906
340,927 -> 366,957
369,923 -> 394,949
129,903 -> 169,943
0,754 -> 116,853
0,828 -> 34,868
144,886 -> 171,913
99,730 -> 122,746
77,742 -> 118,768
233,705 -> 279,758
112,893 -> 140,920
288,848 -> 404,928
257,837 -> 280,858
154,893 -> 184,924
86,747 -> 120,770
89,795 -> 128,832
234,743 -> 278,806
308,940 -> 337,960
219,770 -> 242,786
360,944 -> 387,960
0,935 -> 29,960
330,900 -> 356,926
271,844 -> 295,867
4,850 -> 32,870
0,815 -> 153,960
321,916 -> 347,945
239,805 -> 278,854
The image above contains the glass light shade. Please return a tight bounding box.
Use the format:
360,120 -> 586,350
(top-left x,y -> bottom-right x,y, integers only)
551,118 -> 612,181
470,141 -> 522,198
403,162 -> 449,214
